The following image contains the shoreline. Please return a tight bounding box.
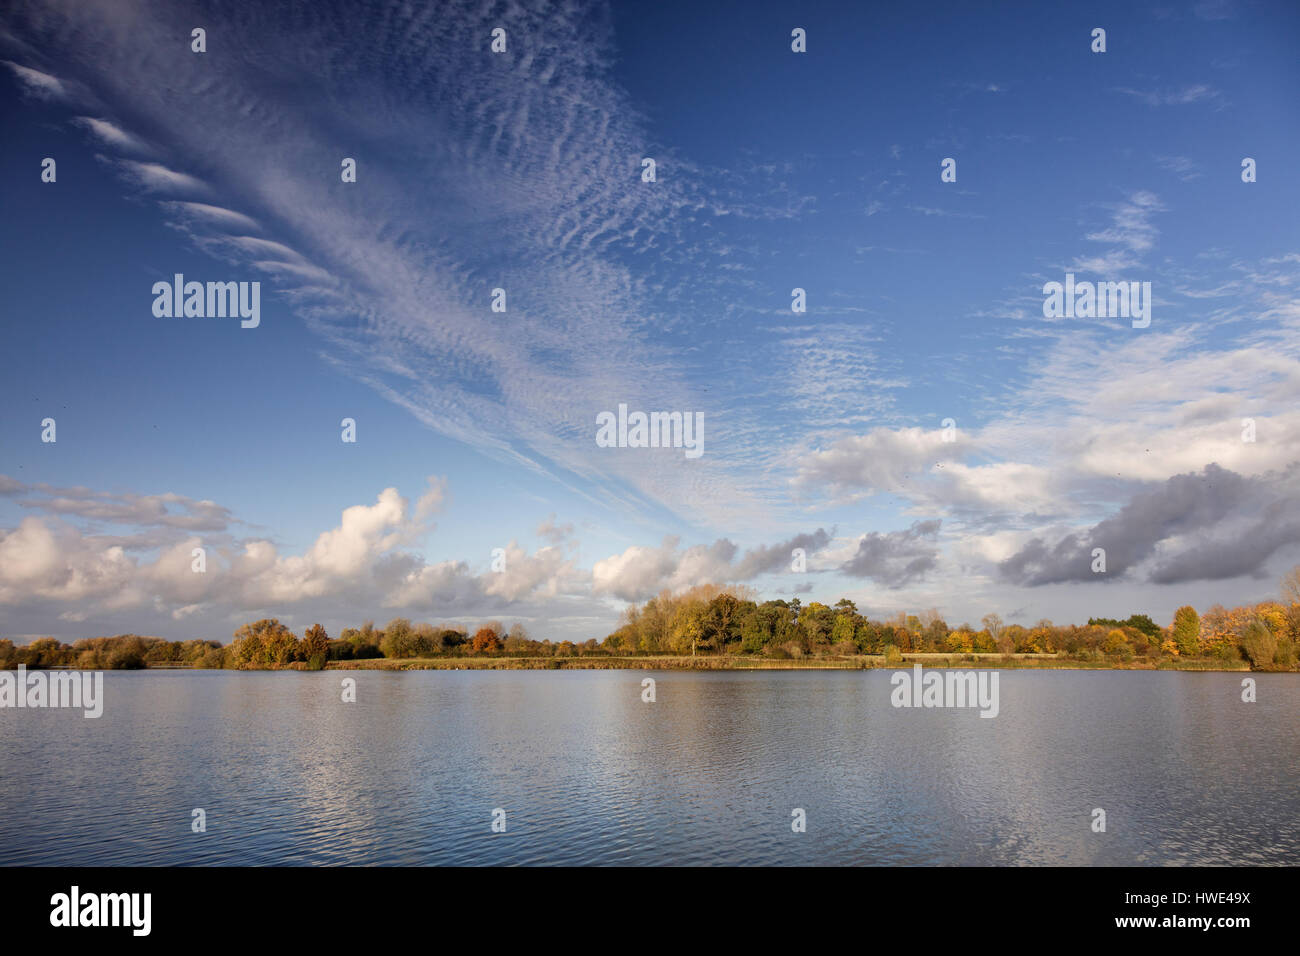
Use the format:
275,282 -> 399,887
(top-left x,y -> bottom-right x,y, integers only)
8,655 -> 1268,673
286,654 -> 1258,672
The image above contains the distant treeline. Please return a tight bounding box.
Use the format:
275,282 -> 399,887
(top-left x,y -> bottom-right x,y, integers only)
600,582 -> 1300,670
0,618 -> 600,671
5,570 -> 1299,671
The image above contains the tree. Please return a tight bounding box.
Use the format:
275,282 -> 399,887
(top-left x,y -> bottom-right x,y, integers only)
1171,606 -> 1200,656
301,624 -> 330,668
668,597 -> 708,655
1102,629 -> 1131,658
800,602 -> 834,651
503,623 -> 532,655
831,611 -> 857,648
471,627 -> 502,653
380,618 -> 415,658
231,619 -> 298,668
1239,618 -> 1276,668
1282,565 -> 1300,605
703,593 -> 743,652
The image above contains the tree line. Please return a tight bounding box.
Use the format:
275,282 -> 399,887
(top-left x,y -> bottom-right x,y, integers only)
4,567 -> 1299,671
0,618 -> 596,670
600,573 -> 1300,670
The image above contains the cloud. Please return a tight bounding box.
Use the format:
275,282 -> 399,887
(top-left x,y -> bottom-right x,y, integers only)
591,536 -> 733,602
733,529 -> 833,578
2,0 -> 802,530
1114,85 -> 1223,107
536,515 -> 574,545
794,427 -> 965,499
159,201 -> 261,233
18,484 -> 234,532
906,205 -> 986,219
590,528 -> 835,601
0,476 -> 542,621
839,520 -> 942,587
998,464 -> 1300,586
1156,155 -> 1202,182
482,541 -> 580,601
1071,191 -> 1164,273
73,116 -> 147,152
413,476 -> 447,523
111,159 -> 208,194
2,60 -> 67,100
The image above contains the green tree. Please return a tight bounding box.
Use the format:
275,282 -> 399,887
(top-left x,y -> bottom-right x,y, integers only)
1171,606 -> 1200,656
703,593 -> 743,652
380,618 -> 416,658
1239,618 -> 1276,668
301,624 -> 330,668
231,619 -> 297,668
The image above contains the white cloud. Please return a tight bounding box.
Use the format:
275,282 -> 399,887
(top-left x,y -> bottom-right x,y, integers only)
2,60 -> 67,100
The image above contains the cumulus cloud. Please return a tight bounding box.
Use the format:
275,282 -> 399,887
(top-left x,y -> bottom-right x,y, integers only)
998,464 -> 1300,586
413,476 -> 447,523
0,475 -> 589,626
591,529 -> 834,601
592,537 -> 734,602
0,516 -> 153,610
536,514 -> 574,545
839,520 -> 942,587
482,541 -> 581,602
733,529 -> 833,578
794,427 -> 967,499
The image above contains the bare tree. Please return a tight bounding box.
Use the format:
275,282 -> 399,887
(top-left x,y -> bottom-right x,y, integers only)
1282,565 -> 1300,604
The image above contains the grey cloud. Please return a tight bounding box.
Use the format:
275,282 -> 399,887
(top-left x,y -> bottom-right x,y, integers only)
1000,464 -> 1297,586
839,520 -> 941,588
733,528 -> 833,578
19,485 -> 234,532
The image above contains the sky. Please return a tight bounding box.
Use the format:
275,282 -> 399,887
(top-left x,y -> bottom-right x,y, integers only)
1,0 -> 1298,645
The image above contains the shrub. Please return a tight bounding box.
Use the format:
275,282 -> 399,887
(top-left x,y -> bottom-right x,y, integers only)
1239,619 -> 1277,668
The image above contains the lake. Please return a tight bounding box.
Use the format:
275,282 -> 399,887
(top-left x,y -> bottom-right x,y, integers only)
1,669 -> 1296,865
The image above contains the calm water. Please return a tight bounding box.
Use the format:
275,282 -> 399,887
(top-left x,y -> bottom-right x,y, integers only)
1,669 -> 1297,865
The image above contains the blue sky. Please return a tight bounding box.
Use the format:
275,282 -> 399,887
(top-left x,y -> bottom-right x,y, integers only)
1,0 -> 1298,643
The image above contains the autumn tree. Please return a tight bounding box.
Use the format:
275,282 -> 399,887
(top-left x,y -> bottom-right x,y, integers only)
1239,618 -> 1276,668
301,624 -> 330,668
471,627 -> 502,653
703,593 -> 743,652
1102,629 -> 1132,659
380,618 -> 416,658
1171,606 -> 1200,656
231,619 -> 298,668
1282,565 -> 1300,605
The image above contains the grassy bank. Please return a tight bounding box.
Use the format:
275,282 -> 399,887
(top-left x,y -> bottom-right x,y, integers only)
311,653 -> 1254,672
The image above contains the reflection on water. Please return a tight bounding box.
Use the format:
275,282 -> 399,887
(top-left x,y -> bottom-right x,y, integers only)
1,669 -> 1296,865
